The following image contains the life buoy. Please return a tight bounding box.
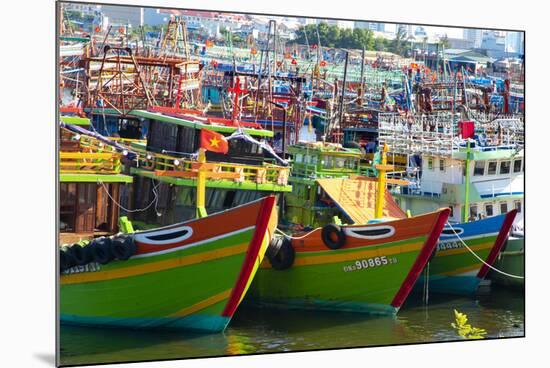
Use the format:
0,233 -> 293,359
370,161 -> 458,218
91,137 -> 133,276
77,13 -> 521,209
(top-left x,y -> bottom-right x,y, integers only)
321,224 -> 346,250
60,246 -> 75,272
69,243 -> 92,266
111,236 -> 137,261
90,237 -> 114,265
267,237 -> 295,270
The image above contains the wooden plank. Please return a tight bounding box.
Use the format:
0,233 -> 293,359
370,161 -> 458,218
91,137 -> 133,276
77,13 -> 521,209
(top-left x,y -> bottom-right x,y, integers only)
60,152 -> 117,159
374,164 -> 395,171
386,179 -> 410,186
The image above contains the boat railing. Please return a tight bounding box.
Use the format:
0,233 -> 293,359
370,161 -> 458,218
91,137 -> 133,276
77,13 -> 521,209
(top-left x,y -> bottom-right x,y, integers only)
133,147 -> 290,186
59,151 -> 122,174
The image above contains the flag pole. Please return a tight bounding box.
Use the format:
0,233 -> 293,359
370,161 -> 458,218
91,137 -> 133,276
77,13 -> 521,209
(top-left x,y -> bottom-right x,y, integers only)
196,148 -> 208,218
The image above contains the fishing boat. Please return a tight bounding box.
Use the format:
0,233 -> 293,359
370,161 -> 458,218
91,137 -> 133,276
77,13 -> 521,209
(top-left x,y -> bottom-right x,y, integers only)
416,210 -> 517,295
59,115 -> 281,333
60,195 -> 278,333
246,141 -> 450,314
379,112 -> 524,292
248,208 -> 449,315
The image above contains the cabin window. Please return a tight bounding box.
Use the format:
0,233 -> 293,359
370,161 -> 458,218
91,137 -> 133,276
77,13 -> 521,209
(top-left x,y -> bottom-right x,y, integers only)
335,158 -> 346,169
514,200 -> 522,213
474,161 -> 485,176
513,159 -> 522,173
439,159 -> 445,172
303,155 -> 310,164
469,204 -> 478,219
428,158 -> 433,170
311,155 -> 318,165
500,201 -> 508,214
223,191 -> 236,207
485,203 -> 494,217
295,153 -> 303,163
487,161 -> 497,175
500,161 -> 511,175
60,183 -> 77,232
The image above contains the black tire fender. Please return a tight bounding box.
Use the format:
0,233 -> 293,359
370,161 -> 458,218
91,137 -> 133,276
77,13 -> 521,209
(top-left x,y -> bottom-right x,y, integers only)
321,224 -> 346,250
267,237 -> 295,270
111,236 -> 137,261
60,246 -> 75,272
69,243 -> 93,266
90,237 -> 114,264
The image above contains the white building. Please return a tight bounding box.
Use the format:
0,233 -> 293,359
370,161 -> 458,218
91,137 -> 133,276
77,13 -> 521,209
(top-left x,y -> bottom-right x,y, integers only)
99,5 -> 144,28
354,21 -> 385,32
463,29 -> 483,48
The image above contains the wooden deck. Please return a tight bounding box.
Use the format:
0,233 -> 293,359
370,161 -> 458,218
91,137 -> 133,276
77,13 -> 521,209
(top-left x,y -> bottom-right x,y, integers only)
59,231 -> 110,246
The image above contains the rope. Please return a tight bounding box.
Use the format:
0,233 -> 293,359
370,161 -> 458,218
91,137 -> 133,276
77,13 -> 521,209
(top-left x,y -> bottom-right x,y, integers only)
445,221 -> 524,279
275,227 -> 318,240
98,179 -> 160,214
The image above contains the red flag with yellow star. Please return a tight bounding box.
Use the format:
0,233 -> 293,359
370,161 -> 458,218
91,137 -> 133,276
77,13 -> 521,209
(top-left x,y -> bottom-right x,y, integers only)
200,129 -> 229,154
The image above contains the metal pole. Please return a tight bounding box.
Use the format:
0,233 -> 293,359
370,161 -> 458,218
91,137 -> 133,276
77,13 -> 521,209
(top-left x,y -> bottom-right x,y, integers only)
282,108 -> 287,158
463,139 -> 471,222
336,50 -> 349,143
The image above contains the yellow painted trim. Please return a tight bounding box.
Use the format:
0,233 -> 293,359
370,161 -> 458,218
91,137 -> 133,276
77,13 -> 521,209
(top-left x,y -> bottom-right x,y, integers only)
260,241 -> 425,269
60,152 -> 118,159
434,242 -> 493,258
167,289 -> 232,318
61,243 -> 248,285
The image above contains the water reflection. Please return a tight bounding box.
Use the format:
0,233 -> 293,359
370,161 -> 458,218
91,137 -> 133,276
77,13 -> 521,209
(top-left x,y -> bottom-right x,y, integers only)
60,287 -> 524,366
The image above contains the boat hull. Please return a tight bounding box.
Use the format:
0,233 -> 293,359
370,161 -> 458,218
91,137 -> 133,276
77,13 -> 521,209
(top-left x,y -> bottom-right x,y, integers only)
489,236 -> 524,288
60,196 -> 277,333
247,209 -> 449,315
415,210 -> 517,295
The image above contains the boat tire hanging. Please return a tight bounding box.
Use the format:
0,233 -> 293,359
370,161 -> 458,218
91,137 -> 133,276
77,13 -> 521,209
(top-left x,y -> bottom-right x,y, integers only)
321,224 -> 346,250
90,237 -> 115,264
111,236 -> 137,261
69,243 -> 93,266
267,237 -> 295,270
60,246 -> 75,272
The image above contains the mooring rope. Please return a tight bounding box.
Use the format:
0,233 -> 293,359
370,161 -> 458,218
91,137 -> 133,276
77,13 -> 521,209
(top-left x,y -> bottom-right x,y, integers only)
275,227 -> 318,240
445,221 -> 524,279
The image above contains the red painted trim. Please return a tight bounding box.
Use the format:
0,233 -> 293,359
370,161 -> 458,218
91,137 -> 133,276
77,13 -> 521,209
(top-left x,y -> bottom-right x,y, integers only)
390,209 -> 450,308
221,196 -> 276,317
477,209 -> 518,279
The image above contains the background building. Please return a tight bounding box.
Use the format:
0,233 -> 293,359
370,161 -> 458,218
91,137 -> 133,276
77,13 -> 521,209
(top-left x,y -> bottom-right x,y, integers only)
99,5 -> 144,28
354,21 -> 385,32
464,28 -> 483,48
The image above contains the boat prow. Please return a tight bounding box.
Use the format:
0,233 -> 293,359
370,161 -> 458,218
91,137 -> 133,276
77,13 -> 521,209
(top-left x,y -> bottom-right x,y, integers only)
416,209 -> 518,296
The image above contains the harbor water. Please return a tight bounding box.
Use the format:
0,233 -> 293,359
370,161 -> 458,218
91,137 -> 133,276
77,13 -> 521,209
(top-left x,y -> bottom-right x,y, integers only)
59,287 -> 524,366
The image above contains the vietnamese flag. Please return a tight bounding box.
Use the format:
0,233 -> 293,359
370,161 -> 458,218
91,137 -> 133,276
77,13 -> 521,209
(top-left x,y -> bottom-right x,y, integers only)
200,129 -> 229,154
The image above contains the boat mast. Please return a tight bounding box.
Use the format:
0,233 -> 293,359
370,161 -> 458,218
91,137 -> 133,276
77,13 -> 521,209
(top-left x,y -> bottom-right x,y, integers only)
196,148 -> 208,218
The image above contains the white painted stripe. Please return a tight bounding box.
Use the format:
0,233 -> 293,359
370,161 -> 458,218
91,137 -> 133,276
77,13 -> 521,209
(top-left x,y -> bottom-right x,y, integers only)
134,226 -> 193,245
344,225 -> 396,240
132,226 -> 255,259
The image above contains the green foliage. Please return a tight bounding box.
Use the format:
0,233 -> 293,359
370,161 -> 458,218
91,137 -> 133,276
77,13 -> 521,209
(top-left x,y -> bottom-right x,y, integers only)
451,309 -> 487,339
439,34 -> 450,49
294,23 -> 375,51
390,26 -> 408,56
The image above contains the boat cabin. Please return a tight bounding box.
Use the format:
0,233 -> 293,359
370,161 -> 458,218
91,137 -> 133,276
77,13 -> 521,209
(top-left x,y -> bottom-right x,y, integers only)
59,121 -> 133,244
